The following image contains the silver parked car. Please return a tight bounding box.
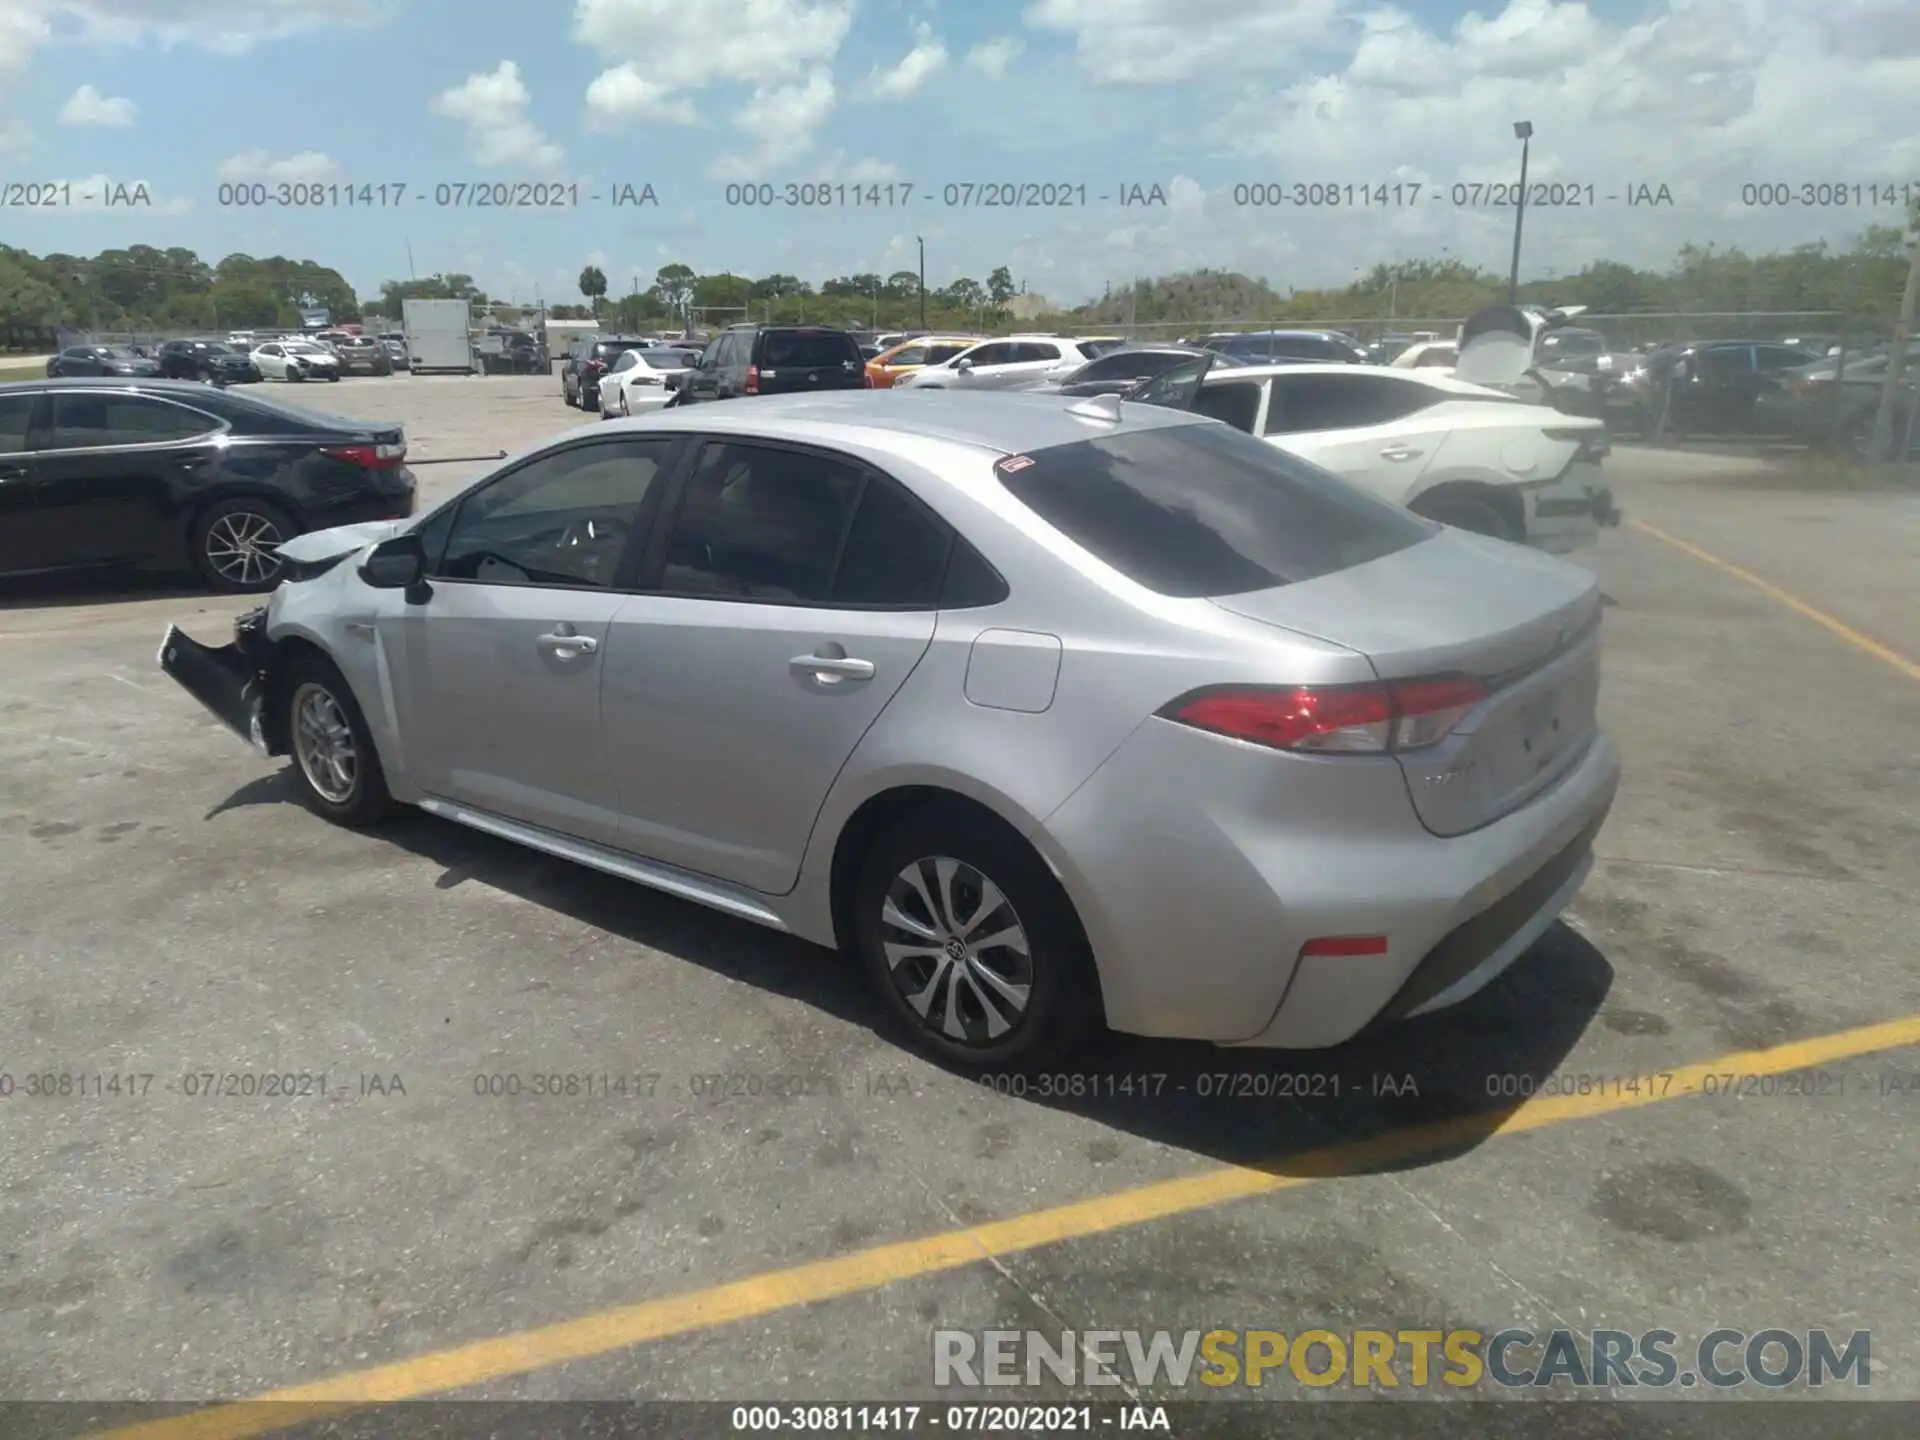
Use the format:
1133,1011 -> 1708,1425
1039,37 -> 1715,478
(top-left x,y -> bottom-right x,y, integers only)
158,392 -> 1619,1068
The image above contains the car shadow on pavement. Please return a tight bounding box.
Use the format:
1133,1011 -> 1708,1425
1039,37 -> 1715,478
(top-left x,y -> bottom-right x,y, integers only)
0,569 -> 211,611
225,779 -> 1614,1177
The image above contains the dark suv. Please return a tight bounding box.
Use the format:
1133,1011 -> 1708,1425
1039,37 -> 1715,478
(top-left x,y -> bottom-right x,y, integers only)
562,336 -> 650,410
156,340 -> 260,384
674,325 -> 866,405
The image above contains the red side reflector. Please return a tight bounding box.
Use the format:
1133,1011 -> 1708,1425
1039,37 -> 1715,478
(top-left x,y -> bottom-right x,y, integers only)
1300,936 -> 1388,958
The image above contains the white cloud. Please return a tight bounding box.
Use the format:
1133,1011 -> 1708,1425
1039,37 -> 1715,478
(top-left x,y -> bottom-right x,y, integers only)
216,150 -> 338,183
710,69 -> 837,179
1024,0 -> 1346,84
0,6 -> 52,71
0,118 -> 32,151
576,0 -> 854,98
10,0 -> 384,61
965,36 -> 1023,77
58,83 -> 135,125
864,22 -> 946,98
583,65 -> 671,128
431,61 -> 565,170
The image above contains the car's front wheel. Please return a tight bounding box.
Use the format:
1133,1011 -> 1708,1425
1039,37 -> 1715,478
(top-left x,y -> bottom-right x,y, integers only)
190,497 -> 295,593
282,654 -> 394,828
852,807 -> 1101,1071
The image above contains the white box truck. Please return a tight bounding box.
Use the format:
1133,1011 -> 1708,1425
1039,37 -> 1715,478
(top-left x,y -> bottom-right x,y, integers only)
402,299 -> 474,375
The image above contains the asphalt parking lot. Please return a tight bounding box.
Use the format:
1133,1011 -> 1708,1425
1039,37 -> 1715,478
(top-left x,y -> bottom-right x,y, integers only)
2,375 -> 1917,1429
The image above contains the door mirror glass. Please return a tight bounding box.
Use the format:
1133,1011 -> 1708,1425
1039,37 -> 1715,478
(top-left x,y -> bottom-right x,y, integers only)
955,357 -> 974,372
360,533 -> 426,589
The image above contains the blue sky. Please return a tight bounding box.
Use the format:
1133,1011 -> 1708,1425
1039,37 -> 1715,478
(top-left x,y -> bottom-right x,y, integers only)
2,0 -> 1915,309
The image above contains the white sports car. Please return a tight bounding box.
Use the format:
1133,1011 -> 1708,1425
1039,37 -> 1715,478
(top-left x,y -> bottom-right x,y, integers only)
251,339 -> 342,383
598,347 -> 701,417
1133,308 -> 1620,554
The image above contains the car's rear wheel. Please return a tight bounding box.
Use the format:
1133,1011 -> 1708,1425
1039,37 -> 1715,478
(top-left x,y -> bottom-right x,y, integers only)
853,808 -> 1100,1071
190,498 -> 294,592
282,655 -> 394,828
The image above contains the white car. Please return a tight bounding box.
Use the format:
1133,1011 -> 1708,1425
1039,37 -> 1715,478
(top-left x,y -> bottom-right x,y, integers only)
896,335 -> 1105,391
252,339 -> 342,383
1134,354 -> 1619,554
598,347 -> 700,417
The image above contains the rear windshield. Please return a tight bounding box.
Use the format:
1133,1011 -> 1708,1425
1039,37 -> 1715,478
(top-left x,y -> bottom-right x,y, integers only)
759,330 -> 861,367
997,422 -> 1431,598
639,351 -> 688,369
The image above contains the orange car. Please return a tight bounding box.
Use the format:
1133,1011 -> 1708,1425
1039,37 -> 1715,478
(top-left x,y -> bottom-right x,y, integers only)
865,335 -> 985,388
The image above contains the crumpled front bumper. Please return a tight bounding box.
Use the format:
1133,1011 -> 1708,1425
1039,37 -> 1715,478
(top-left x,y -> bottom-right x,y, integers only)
157,607 -> 287,756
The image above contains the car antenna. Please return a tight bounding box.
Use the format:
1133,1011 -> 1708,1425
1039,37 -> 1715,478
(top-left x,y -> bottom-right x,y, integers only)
1066,393 -> 1124,423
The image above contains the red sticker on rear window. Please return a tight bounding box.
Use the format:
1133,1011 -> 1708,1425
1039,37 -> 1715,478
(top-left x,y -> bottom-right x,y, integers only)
997,455 -> 1035,473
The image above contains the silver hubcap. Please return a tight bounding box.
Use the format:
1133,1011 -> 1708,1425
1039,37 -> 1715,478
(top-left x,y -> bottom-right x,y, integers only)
205,511 -> 284,586
292,683 -> 357,804
881,856 -> 1033,1046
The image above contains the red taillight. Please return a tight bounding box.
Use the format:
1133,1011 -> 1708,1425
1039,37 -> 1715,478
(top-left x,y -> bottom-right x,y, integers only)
322,442 -> 406,468
1300,936 -> 1388,958
1161,677 -> 1485,754
745,364 -> 760,395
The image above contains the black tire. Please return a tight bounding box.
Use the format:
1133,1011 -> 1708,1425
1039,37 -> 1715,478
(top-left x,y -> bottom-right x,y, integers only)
289,368 -> 306,383
852,806 -> 1101,1071
1416,495 -> 1519,543
189,497 -> 297,593
280,653 -> 395,829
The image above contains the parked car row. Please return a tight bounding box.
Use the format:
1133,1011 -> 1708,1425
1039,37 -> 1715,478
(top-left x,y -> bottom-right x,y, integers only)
156,384 -> 1622,1072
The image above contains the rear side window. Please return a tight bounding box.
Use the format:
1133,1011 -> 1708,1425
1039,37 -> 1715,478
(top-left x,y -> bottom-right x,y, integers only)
0,393 -> 35,453
758,330 -> 861,368
1191,381 -> 1263,433
1265,374 -> 1437,434
996,423 -> 1431,598
661,442 -> 863,602
832,475 -> 954,607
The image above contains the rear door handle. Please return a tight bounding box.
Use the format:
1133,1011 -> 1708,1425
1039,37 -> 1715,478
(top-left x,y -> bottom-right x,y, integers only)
790,653 -> 874,681
1380,445 -> 1423,461
537,626 -> 598,657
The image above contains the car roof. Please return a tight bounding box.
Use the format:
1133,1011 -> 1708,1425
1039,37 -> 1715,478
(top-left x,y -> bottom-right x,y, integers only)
587,389 -> 1208,457
0,376 -> 243,395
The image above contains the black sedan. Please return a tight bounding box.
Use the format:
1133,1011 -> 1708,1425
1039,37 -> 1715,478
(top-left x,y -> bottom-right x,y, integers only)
0,379 -> 414,593
47,345 -> 162,379
1042,345 -> 1246,397
156,339 -> 261,385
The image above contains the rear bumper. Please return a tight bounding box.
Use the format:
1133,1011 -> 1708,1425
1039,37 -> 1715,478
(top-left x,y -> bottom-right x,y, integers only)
157,609 -> 286,756
1037,714 -> 1620,1047
1524,463 -> 1619,553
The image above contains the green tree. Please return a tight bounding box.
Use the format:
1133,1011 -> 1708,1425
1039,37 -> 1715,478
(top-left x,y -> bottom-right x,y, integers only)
578,264 -> 608,316
986,266 -> 1015,306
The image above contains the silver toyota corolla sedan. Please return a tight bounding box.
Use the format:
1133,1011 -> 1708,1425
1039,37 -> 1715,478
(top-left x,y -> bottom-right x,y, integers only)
159,390 -> 1619,1069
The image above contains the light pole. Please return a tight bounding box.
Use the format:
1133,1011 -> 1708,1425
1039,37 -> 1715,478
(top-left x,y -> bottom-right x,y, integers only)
1507,121 -> 1532,305
916,236 -> 926,330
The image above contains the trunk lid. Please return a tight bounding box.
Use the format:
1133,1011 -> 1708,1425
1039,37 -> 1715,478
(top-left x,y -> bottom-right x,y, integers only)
1210,529 -> 1603,836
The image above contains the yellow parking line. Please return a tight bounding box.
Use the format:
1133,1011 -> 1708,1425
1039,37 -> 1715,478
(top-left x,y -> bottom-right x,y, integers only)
1631,520 -> 1920,682
92,1011 -> 1920,1440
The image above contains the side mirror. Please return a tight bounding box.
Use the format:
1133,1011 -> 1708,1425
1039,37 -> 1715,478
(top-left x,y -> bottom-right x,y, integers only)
955,357 -> 974,373
359,533 -> 427,594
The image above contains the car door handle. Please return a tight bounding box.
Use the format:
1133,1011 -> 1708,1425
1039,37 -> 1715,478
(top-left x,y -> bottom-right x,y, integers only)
537,628 -> 598,657
1379,445 -> 1424,461
790,653 -> 874,681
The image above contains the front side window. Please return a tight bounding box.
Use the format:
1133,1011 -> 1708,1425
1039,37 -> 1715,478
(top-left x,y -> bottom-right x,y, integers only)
47,394 -> 218,449
961,343 -> 1016,367
436,439 -> 670,589
925,343 -> 972,364
886,346 -> 929,367
660,442 -> 864,602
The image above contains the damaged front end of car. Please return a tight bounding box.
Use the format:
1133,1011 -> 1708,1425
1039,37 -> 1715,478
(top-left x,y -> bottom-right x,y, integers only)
157,606 -> 291,757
